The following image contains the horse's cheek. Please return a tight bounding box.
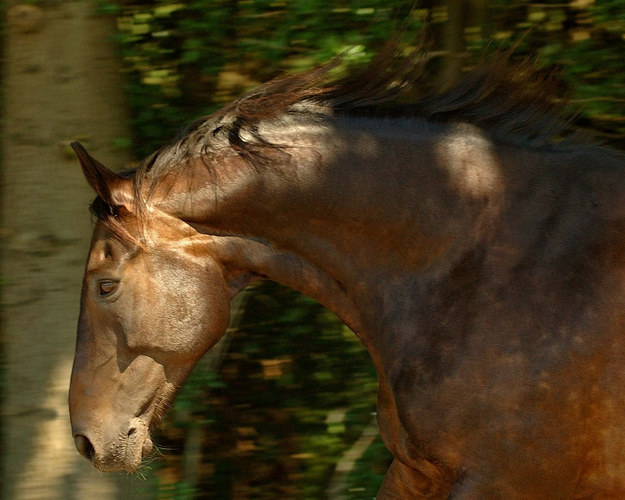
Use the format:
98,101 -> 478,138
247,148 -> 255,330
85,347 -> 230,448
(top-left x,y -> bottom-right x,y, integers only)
138,286 -> 228,356
178,282 -> 231,355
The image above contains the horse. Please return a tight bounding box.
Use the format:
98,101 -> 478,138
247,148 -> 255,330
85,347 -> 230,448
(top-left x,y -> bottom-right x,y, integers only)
68,48 -> 625,498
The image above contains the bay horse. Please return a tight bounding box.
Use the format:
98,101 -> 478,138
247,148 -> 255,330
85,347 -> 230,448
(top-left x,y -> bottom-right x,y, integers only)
69,48 -> 625,498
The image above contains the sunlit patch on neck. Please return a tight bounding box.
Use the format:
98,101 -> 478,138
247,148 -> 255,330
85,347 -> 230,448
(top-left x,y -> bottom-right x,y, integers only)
437,125 -> 503,199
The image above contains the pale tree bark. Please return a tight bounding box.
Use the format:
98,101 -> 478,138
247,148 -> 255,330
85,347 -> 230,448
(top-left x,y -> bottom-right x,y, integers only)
1,2 -> 152,498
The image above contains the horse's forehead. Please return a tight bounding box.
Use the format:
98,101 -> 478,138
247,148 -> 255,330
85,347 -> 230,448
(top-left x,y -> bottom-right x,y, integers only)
88,217 -> 218,266
90,221 -> 134,251
90,214 -> 168,246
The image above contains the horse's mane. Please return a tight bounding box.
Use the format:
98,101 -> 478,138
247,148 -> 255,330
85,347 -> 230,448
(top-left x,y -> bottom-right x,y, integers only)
85,44 -> 592,230
135,45 -> 579,190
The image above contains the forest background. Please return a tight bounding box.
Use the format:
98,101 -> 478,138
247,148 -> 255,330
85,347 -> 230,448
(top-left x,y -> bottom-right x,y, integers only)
2,0 -> 625,498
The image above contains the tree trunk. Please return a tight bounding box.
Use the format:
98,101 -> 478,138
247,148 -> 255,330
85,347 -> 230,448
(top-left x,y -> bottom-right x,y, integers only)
436,0 -> 467,90
1,2 -> 151,497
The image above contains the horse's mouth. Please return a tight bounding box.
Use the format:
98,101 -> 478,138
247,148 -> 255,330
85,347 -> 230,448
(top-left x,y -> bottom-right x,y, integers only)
121,417 -> 153,472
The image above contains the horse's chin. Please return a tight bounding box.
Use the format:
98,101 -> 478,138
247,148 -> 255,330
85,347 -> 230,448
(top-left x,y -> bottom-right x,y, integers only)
117,442 -> 153,473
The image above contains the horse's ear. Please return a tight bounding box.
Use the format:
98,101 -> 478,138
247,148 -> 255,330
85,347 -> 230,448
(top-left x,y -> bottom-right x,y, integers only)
72,142 -> 129,206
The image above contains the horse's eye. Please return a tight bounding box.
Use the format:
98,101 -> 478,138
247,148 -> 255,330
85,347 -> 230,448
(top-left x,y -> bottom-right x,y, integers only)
98,280 -> 118,297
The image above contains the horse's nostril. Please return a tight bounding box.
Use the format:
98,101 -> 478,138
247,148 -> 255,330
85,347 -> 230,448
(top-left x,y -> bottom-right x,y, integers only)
74,434 -> 95,461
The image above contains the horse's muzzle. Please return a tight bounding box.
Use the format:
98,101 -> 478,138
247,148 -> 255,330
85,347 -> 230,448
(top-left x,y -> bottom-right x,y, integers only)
71,417 -> 153,472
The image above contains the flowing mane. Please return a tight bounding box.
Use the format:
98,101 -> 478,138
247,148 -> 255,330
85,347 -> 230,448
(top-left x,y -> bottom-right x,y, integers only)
89,45 -> 587,227
137,47 -> 580,181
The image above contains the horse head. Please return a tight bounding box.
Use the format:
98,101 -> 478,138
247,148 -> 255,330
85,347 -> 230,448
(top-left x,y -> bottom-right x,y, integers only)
68,144 -> 235,472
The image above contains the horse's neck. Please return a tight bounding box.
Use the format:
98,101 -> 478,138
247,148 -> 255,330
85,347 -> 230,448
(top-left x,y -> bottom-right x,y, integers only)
160,118 -> 501,337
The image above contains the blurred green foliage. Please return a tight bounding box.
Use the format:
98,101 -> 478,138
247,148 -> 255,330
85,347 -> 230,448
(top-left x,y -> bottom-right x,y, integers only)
111,0 -> 423,157
103,0 -> 625,497
110,0 -> 625,159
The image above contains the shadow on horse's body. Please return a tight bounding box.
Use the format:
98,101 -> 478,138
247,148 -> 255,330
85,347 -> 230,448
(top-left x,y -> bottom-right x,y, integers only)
68,49 -> 625,497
